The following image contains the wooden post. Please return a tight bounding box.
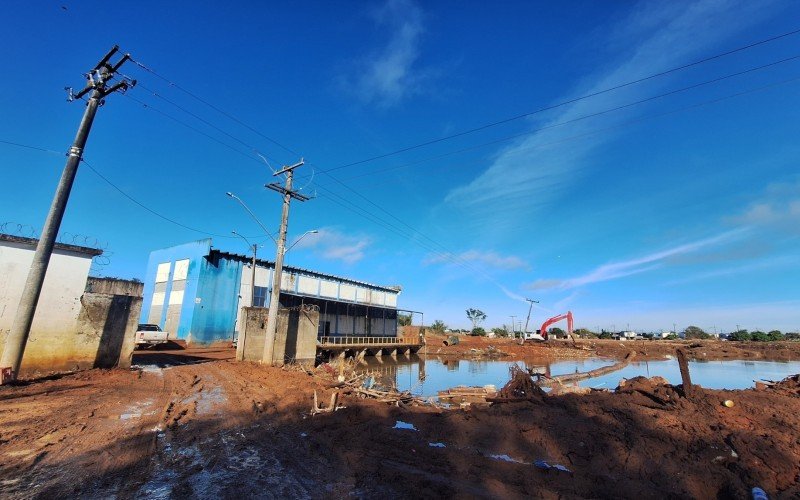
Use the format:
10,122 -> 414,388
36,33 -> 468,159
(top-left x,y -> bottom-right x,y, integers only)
676,348 -> 695,398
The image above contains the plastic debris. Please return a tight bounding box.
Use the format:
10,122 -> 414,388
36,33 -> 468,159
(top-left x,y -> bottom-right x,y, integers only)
723,399 -> 735,408
533,459 -> 550,470
428,442 -> 446,448
393,420 -> 417,431
489,454 -> 523,464
752,487 -> 768,500
552,464 -> 572,473
299,432 -> 308,438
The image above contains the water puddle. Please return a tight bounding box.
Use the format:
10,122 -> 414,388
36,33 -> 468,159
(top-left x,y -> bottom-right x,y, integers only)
355,356 -> 800,397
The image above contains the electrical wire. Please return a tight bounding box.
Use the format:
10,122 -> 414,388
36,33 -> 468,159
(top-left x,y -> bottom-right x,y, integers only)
126,27 -> 800,173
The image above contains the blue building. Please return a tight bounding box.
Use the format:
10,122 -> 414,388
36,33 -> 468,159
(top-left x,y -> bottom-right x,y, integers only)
139,239 -> 401,344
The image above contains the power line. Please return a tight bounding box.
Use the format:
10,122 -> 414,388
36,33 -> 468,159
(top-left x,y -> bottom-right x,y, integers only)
315,27 -> 800,172
129,57 -> 300,158
312,53 -> 800,177
324,73 -> 800,184
126,27 -> 800,174
79,158 -> 244,238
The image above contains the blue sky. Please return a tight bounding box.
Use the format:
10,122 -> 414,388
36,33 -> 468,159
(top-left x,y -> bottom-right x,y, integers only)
1,1 -> 799,332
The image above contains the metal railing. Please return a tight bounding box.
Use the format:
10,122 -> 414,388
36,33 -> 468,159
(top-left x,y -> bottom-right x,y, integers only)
318,336 -> 418,346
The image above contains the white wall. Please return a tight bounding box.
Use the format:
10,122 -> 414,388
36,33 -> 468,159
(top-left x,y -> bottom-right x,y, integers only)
0,241 -> 93,340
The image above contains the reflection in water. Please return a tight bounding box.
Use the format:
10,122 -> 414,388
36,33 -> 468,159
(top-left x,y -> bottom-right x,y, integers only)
354,355 -> 800,398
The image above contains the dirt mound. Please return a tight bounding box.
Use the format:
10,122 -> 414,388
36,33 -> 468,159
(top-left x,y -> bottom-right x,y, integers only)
768,374 -> 800,396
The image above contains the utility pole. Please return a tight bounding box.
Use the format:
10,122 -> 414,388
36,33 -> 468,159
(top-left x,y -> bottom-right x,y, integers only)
509,315 -> 516,339
523,298 -> 539,335
261,159 -> 309,366
1,46 -> 133,384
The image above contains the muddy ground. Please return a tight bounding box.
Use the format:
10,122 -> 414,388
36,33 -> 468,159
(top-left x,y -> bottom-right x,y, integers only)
1,345 -> 799,498
425,334 -> 800,362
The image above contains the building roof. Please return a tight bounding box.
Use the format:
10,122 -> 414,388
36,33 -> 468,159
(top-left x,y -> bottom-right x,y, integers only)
0,233 -> 103,257
210,249 -> 401,294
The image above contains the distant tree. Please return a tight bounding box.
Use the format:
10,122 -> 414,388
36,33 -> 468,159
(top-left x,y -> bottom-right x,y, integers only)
785,332 -> 800,341
599,332 -> 613,339
665,333 -> 679,340
684,326 -> 710,340
398,313 -> 412,326
466,308 -> 487,330
471,327 -> 486,337
750,331 -> 770,342
729,330 -> 751,341
549,326 -> 566,338
491,326 -> 509,337
574,328 -> 595,338
431,320 -> 447,333
768,330 -> 784,341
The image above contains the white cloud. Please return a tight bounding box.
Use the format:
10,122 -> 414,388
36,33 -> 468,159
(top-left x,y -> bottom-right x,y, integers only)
348,0 -> 427,106
424,249 -> 530,271
441,0 -> 778,231
525,229 -> 744,291
293,227 -> 372,264
727,179 -> 800,233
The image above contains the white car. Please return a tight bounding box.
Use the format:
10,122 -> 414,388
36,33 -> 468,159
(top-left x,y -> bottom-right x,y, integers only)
135,324 -> 169,348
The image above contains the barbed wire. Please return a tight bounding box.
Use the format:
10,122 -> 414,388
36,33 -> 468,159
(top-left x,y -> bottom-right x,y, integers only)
0,222 -> 39,238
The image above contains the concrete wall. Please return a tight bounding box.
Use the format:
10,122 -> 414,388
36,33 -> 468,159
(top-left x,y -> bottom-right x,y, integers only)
237,306 -> 318,365
0,240 -> 94,345
85,277 -> 144,296
75,292 -> 142,370
0,289 -> 142,378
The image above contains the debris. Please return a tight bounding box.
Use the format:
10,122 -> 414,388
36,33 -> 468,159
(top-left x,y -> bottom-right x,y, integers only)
489,365 -> 546,402
723,399 -> 735,408
751,486 -> 768,500
393,420 -> 417,431
311,391 -> 342,415
438,385 -> 497,404
428,442 -> 446,448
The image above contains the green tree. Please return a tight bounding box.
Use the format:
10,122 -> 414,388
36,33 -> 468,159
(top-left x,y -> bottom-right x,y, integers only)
549,326 -> 566,338
398,313 -> 412,326
768,330 -> 784,341
491,326 -> 509,337
431,320 -> 447,333
684,325 -> 710,340
466,308 -> 487,330
729,330 -> 751,341
751,331 -> 770,342
471,327 -> 486,336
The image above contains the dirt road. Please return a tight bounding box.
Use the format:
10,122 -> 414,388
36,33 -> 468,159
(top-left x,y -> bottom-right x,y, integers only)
1,347 -> 799,498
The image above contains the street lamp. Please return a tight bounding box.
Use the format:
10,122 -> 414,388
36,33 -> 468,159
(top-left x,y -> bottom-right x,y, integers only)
225,192 -> 277,245
285,229 -> 319,254
232,230 -> 258,307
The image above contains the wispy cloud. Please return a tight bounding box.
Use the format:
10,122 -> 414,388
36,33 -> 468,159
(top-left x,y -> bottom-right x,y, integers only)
525,229 -> 745,291
727,178 -> 800,234
441,0 -> 778,231
347,0 -> 427,106
424,249 -> 530,271
293,227 -> 372,264
664,254 -> 799,285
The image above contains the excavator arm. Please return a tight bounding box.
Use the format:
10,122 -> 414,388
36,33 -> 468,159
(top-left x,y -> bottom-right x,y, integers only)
539,311 -> 573,340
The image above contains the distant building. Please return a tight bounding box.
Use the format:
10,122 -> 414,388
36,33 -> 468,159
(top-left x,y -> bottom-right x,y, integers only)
140,239 -> 402,345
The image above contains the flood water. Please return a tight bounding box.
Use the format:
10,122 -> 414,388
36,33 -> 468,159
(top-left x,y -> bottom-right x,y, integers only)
356,355 -> 800,397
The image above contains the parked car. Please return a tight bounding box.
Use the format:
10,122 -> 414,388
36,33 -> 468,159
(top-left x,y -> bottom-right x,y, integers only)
135,324 -> 169,348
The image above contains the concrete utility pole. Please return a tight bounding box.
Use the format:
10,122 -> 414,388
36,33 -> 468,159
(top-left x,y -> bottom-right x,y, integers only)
1,46 -> 134,384
523,298 -> 539,335
261,159 -> 309,366
510,315 -> 516,339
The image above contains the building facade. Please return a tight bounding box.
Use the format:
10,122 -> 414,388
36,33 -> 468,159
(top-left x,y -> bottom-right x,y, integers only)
140,239 -> 401,345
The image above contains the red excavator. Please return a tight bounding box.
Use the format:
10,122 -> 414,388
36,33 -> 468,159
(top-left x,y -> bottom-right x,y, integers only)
524,311 -> 573,341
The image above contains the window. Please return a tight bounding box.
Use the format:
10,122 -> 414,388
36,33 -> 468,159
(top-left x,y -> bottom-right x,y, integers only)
254,286 -> 268,307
